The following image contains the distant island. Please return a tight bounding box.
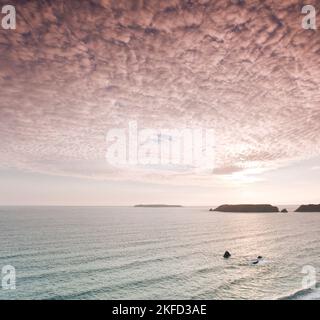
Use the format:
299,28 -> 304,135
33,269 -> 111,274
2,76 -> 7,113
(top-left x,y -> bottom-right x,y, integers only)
134,204 -> 183,208
295,204 -> 320,212
212,204 -> 279,213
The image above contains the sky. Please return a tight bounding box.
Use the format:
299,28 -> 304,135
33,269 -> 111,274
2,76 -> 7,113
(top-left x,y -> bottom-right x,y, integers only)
0,0 -> 320,206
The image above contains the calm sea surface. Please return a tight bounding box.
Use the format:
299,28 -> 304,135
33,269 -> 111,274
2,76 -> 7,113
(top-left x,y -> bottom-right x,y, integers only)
0,206 -> 319,300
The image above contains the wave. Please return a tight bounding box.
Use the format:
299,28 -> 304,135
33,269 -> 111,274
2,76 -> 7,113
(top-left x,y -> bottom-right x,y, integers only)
279,284 -> 320,300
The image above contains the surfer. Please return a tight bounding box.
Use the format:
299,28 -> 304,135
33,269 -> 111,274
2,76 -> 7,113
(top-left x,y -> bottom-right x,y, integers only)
252,256 -> 263,265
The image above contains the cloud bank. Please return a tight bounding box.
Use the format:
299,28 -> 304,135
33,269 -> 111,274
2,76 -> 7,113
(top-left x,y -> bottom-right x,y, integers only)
0,0 -> 320,185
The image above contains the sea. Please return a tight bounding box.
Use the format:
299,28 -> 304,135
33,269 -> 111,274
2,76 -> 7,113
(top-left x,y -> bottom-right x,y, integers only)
0,206 -> 319,300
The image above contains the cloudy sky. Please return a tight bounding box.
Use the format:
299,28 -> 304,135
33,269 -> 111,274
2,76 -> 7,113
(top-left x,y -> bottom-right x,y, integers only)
0,0 -> 320,205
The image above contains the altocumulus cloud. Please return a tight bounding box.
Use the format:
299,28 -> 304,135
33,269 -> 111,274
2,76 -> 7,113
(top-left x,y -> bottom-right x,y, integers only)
0,0 -> 320,185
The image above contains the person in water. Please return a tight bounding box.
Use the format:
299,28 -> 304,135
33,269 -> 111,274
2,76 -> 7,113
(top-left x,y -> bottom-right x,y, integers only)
223,251 -> 231,259
252,256 -> 263,265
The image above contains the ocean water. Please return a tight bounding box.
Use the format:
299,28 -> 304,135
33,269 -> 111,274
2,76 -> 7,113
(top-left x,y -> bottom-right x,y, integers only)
0,206 -> 319,300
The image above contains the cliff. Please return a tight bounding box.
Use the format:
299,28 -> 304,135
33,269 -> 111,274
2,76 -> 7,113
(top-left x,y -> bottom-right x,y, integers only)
295,204 -> 320,212
213,204 -> 279,213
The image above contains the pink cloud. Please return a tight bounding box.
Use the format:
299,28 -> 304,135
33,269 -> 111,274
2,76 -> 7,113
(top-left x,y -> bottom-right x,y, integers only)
0,0 -> 320,185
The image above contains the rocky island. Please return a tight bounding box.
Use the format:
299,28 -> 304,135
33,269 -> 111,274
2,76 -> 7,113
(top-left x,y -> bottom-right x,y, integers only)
213,204 -> 279,213
134,204 -> 182,208
295,204 -> 320,212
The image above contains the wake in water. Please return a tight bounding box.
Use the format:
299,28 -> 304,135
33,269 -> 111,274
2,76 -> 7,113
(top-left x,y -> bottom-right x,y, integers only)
236,256 -> 271,267
279,283 -> 320,300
